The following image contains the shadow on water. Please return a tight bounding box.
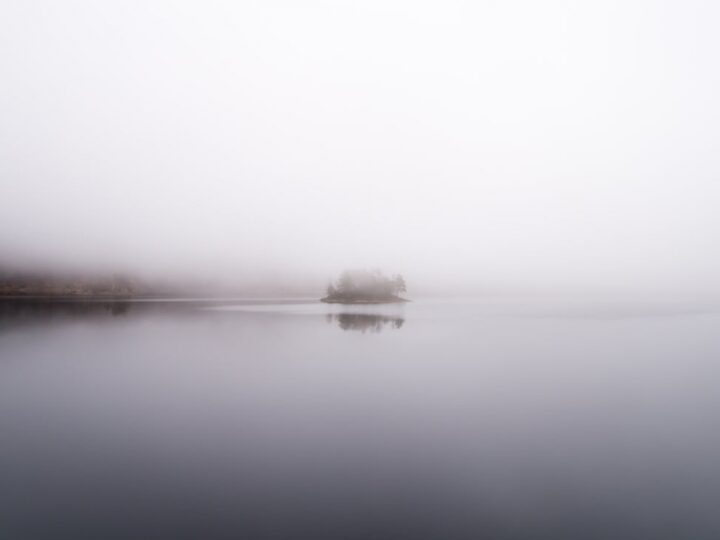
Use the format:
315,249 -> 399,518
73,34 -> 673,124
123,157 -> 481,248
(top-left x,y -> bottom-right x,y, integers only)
326,312 -> 405,333
0,298 -> 132,322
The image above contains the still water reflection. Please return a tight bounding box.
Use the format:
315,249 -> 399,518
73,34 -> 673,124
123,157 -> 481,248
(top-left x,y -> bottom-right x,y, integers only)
327,312 -> 405,333
1,297 -> 720,539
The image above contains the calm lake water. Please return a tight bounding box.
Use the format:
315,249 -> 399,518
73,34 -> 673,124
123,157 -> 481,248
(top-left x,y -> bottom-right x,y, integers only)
1,297 -> 720,539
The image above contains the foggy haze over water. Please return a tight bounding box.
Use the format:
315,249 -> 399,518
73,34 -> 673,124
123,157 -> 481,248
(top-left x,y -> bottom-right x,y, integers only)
4,4 -> 720,538
1,1 -> 719,293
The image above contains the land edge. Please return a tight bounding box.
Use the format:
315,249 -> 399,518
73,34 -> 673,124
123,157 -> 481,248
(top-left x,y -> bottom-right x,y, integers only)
320,296 -> 409,304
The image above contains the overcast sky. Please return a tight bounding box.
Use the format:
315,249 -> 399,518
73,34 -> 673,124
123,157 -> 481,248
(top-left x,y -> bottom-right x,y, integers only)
1,0 -> 719,293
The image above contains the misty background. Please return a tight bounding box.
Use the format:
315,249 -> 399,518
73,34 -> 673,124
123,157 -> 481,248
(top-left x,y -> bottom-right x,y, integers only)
1,0 -> 719,295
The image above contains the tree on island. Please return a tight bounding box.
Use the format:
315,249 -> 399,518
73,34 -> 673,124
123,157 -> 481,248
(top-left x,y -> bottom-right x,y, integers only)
392,274 -> 406,295
322,269 -> 408,304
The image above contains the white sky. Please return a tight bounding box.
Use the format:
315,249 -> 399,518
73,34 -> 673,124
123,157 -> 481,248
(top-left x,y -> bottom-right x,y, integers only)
1,0 -> 719,292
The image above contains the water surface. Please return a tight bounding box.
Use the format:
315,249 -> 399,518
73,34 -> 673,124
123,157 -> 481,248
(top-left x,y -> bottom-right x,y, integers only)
1,297 -> 719,539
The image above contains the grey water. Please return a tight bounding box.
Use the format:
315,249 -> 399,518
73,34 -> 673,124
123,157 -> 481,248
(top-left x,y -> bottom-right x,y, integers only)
1,297 -> 720,539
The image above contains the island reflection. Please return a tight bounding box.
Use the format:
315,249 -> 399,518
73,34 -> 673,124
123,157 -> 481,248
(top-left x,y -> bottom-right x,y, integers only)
326,312 -> 405,333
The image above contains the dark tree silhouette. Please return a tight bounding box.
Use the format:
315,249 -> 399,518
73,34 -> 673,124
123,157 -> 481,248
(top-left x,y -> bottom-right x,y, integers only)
321,270 -> 408,303
326,282 -> 337,298
393,274 -> 406,295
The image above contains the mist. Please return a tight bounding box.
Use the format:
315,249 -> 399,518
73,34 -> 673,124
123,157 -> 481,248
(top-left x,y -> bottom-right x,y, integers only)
2,0 -> 719,295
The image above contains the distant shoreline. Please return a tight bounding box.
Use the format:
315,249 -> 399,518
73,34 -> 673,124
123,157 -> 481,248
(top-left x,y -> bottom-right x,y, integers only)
0,293 -> 135,299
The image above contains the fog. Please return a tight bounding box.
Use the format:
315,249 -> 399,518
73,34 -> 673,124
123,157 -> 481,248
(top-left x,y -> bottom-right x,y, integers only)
1,0 -> 719,294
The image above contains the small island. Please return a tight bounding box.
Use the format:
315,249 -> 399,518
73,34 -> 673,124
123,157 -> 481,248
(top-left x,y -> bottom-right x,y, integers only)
321,270 -> 408,304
